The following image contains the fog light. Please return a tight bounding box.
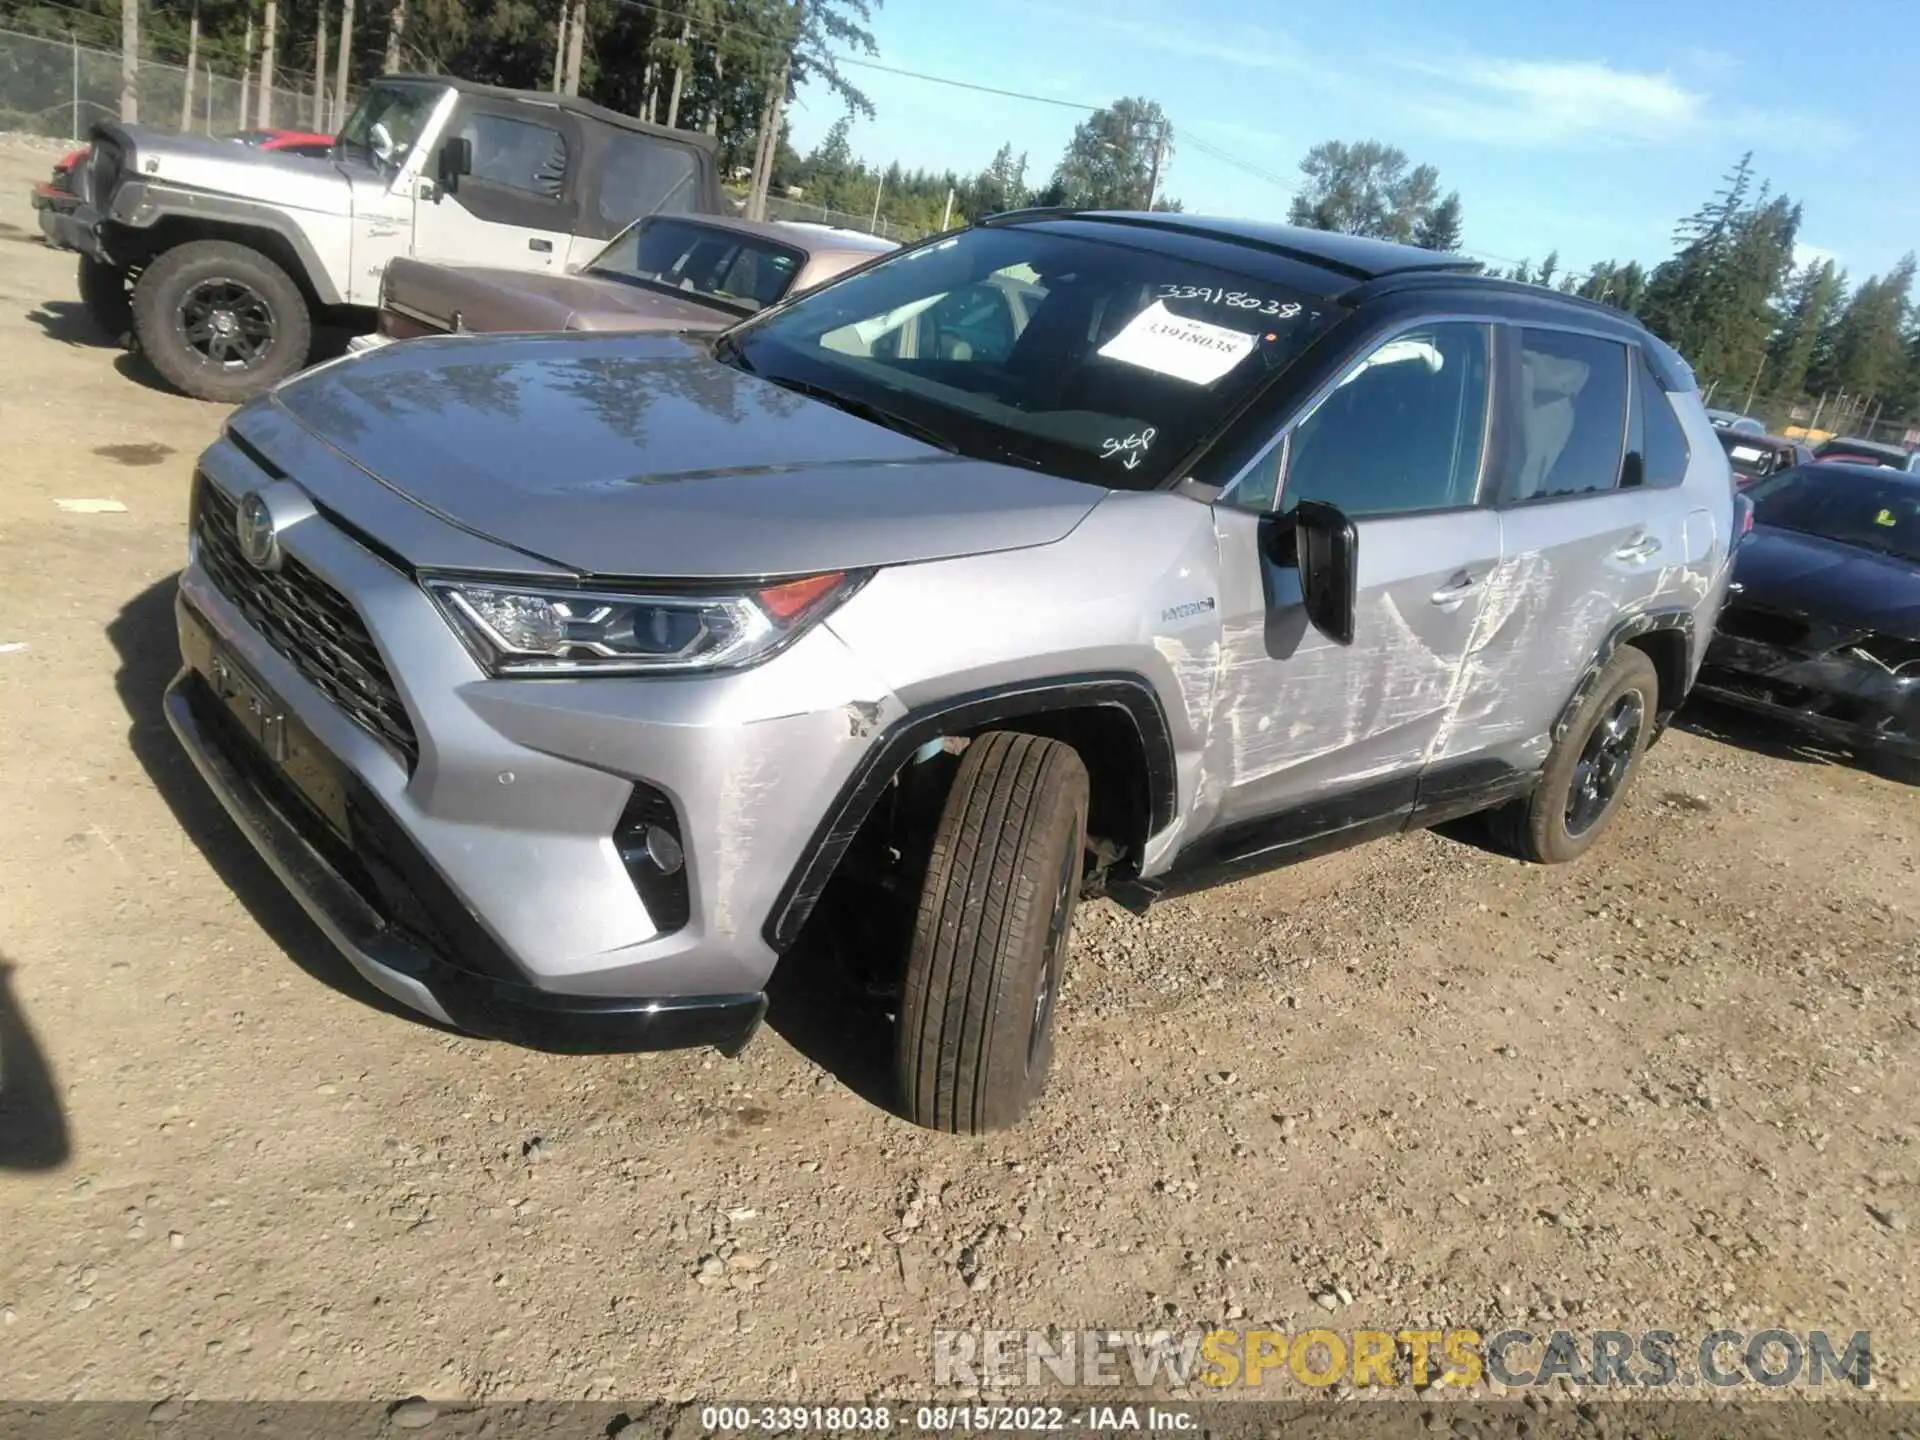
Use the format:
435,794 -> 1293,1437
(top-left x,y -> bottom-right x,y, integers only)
645,824 -> 684,875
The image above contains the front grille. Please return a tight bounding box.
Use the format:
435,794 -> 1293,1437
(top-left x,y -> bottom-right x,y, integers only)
1717,604 -> 1810,649
194,479 -> 419,767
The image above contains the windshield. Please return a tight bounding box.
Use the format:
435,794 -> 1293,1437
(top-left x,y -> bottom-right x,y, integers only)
716,224 -> 1340,490
335,80 -> 443,170
1749,467 -> 1920,562
588,218 -> 805,315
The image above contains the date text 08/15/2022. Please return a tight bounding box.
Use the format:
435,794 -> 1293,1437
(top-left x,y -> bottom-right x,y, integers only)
699,1405 -> 1195,1432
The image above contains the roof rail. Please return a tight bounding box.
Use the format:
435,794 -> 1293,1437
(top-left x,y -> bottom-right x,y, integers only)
1352,269 -> 1638,321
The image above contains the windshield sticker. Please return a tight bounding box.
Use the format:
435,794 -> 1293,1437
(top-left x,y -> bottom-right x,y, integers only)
1875,508 -> 1897,527
1157,284 -> 1303,320
1098,301 -> 1258,386
1100,426 -> 1156,470
1730,445 -> 1765,462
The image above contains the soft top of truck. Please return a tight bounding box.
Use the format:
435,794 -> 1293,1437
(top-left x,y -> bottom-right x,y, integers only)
381,74 -> 719,155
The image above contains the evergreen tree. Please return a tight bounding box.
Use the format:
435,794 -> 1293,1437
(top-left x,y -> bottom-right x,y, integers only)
1766,258 -> 1844,400
1411,190 -> 1462,251
1812,255 -> 1917,400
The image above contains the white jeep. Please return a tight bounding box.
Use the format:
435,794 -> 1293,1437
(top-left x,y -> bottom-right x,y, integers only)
66,75 -> 723,402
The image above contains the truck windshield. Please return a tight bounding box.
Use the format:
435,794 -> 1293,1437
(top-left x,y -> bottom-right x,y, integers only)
335,80 -> 443,170
588,218 -> 806,314
716,224 -> 1340,490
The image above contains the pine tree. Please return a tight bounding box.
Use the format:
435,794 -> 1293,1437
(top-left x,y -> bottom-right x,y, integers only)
1412,191 -> 1462,252
1766,259 -> 1844,401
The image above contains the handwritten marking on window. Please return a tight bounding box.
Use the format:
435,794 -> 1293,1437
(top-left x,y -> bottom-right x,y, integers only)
1101,426 -> 1157,471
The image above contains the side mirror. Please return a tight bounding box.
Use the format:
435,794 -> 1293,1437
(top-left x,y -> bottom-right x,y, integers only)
1292,499 -> 1359,646
437,136 -> 472,190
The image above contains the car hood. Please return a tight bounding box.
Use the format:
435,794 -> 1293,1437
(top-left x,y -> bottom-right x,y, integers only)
1734,526 -> 1920,638
267,332 -> 1105,579
103,122 -> 349,212
384,258 -> 735,335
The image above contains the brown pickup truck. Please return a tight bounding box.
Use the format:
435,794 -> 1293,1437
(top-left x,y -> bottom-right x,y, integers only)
360,213 -> 896,348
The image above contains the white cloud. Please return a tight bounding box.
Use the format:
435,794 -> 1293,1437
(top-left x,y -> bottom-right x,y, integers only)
1794,241 -> 1841,271
1390,55 -> 1704,147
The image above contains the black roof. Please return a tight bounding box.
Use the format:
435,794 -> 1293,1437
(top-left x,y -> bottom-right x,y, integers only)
380,73 -> 718,152
986,207 -> 1478,282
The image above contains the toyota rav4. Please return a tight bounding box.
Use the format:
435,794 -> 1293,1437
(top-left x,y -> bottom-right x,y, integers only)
165,211 -> 1733,1133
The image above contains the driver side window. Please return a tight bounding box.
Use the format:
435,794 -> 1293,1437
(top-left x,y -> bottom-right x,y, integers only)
1280,323 -> 1491,517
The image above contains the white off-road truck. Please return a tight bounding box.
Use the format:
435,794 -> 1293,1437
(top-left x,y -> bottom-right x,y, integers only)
66,75 -> 723,402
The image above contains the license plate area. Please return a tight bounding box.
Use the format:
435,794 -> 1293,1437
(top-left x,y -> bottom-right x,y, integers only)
185,610 -> 353,841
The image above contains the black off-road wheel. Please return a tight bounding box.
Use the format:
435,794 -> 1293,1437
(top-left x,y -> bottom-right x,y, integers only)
131,240 -> 311,402
76,255 -> 132,341
896,731 -> 1089,1134
1490,646 -> 1659,863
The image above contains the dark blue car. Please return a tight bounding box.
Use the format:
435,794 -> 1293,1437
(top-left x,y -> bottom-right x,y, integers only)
1697,462 -> 1920,781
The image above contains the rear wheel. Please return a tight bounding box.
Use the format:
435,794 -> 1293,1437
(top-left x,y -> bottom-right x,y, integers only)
131,240 -> 311,402
76,255 -> 132,341
1490,646 -> 1658,863
895,731 -> 1089,1134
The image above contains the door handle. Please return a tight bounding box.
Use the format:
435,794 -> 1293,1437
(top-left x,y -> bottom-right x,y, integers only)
1614,534 -> 1662,562
529,237 -> 553,253
1429,571 -> 1480,606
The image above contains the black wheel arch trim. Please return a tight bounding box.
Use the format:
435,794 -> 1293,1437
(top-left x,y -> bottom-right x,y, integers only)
97,180 -> 344,307
762,673 -> 1179,952
1553,608 -> 1696,744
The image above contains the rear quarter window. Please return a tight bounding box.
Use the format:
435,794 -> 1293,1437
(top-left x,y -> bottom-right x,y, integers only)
1637,350 -> 1690,488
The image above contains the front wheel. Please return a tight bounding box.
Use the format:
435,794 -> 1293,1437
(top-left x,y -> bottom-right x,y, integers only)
131,240 -> 311,402
1490,646 -> 1659,863
76,255 -> 132,341
895,731 -> 1089,1134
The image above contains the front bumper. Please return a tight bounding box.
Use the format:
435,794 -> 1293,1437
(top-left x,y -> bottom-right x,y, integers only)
166,661 -> 766,1053
1696,633 -> 1920,761
33,183 -> 82,249
169,439 -> 900,1044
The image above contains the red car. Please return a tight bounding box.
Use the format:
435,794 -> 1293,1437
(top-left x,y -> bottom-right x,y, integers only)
34,128 -> 333,249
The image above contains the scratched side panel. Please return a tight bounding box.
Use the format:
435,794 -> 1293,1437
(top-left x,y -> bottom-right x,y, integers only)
822,489 -> 1224,872
1199,504 -> 1503,836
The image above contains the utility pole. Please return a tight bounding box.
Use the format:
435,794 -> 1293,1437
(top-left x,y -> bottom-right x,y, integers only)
236,13 -> 252,131
180,3 -> 198,131
386,0 -> 407,74
1742,351 -> 1766,416
70,31 -> 79,140
552,0 -> 568,91
119,0 -> 138,122
333,0 -> 357,132
1143,119 -> 1166,211
311,6 -> 326,130
256,0 -> 276,126
869,171 -> 885,232
563,0 -> 585,95
940,186 -> 954,231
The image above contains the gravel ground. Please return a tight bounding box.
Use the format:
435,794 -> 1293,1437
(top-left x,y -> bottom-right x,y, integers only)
0,137 -> 1915,1409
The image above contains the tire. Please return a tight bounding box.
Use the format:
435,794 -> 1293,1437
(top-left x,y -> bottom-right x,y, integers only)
76,255 -> 132,341
895,731 -> 1089,1134
131,240 -> 311,402
1490,646 -> 1659,864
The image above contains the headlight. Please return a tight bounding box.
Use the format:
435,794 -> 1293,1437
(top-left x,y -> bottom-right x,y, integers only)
421,572 -> 858,676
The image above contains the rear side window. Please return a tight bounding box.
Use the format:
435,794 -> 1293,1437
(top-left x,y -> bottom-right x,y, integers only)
1637,351 -> 1691,488
1513,329 -> 1629,499
457,114 -> 568,198
598,137 -> 701,230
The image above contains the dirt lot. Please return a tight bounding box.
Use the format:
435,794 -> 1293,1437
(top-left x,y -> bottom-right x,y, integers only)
0,136 -> 1916,1408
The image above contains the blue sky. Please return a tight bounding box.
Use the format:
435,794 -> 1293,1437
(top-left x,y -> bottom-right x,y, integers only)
787,0 -> 1918,285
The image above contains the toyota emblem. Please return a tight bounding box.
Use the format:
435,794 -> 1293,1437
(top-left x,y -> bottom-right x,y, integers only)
236,490 -> 281,571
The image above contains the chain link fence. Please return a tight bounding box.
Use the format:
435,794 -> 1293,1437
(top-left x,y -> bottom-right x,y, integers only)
761,193 -> 916,244
1710,382 -> 1920,450
0,26 -> 342,142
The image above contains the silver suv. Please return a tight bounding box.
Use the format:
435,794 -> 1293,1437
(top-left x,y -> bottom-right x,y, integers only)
165,211 -> 1733,1133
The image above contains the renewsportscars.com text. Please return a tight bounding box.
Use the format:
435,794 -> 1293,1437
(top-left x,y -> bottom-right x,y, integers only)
932,1327 -> 1871,1390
